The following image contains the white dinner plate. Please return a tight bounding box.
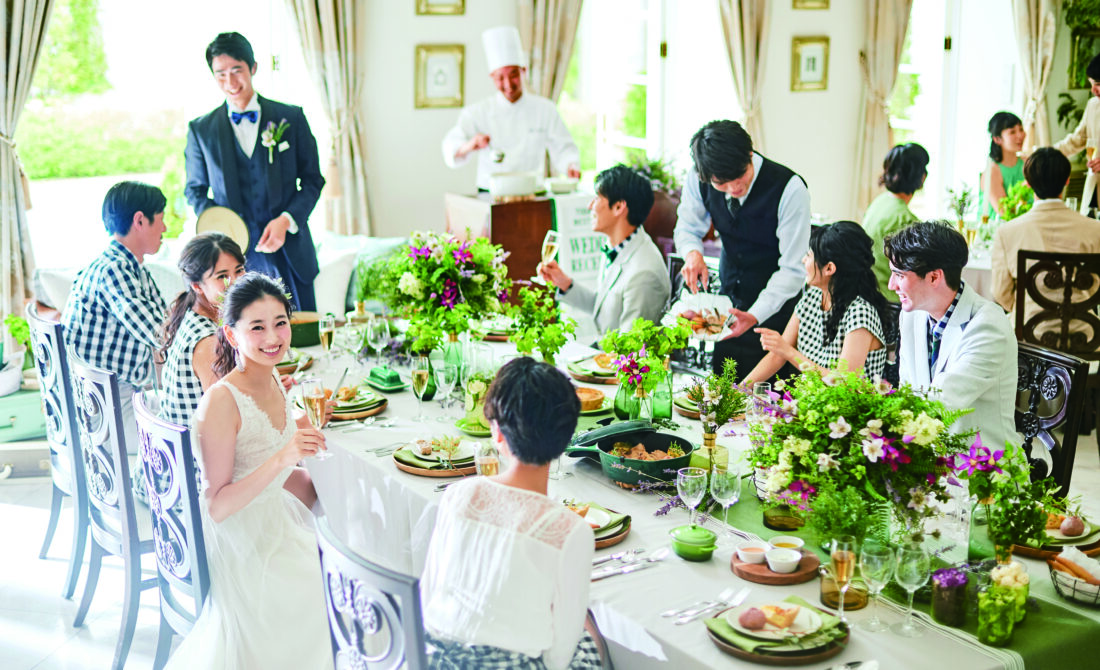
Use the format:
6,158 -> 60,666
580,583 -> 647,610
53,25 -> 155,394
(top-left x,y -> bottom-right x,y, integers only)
725,604 -> 822,641
196,206 -> 250,252
1044,519 -> 1098,545
583,508 -> 612,530
415,441 -> 476,462
663,293 -> 734,342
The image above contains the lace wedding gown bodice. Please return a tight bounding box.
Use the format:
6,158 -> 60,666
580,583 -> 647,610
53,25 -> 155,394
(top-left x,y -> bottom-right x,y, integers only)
165,375 -> 332,670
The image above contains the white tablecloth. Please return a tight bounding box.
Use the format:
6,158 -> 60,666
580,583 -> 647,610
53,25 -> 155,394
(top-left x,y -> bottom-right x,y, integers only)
303,340 -> 1094,669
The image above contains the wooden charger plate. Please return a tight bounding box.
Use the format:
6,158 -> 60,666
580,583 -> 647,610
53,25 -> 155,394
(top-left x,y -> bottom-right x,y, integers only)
594,516 -> 631,550
481,332 -> 511,342
706,615 -> 849,666
674,403 -> 700,420
567,369 -> 618,385
330,400 -> 387,421
392,455 -> 477,478
1012,537 -> 1100,560
731,550 -> 820,585
276,355 -> 313,375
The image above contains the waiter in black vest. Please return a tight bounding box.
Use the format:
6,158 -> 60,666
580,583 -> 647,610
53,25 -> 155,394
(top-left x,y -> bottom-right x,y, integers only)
673,120 -> 810,378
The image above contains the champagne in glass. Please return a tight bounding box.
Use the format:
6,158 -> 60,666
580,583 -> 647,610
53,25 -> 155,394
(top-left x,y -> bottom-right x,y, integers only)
676,467 -> 709,527
1086,144 -> 1096,167
892,543 -> 931,638
533,229 -> 560,284
411,357 -> 431,421
830,535 -> 857,623
318,314 -> 336,364
475,443 -> 500,476
300,376 -> 331,460
965,227 -> 978,246
858,539 -> 895,632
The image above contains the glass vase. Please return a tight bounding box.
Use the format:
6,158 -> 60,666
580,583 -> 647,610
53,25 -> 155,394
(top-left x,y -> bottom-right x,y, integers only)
613,384 -> 640,420
443,333 -> 464,381
977,586 -> 1015,646
651,358 -> 673,420
932,581 -> 968,627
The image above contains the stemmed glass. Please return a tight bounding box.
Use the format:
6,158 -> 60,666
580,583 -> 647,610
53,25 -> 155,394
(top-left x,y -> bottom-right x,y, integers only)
858,538 -> 895,632
829,535 -> 857,623
410,356 -> 432,422
676,467 -> 708,527
533,229 -> 560,284
366,318 -> 390,367
892,543 -> 931,638
433,363 -> 458,422
299,376 -> 331,460
318,314 -> 336,366
708,461 -> 742,541
751,382 -> 771,421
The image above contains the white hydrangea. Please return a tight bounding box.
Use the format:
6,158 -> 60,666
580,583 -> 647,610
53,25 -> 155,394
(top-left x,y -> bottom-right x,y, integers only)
398,272 -> 424,298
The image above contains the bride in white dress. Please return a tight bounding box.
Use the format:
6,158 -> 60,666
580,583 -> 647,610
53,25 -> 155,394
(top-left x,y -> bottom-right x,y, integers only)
165,273 -> 333,670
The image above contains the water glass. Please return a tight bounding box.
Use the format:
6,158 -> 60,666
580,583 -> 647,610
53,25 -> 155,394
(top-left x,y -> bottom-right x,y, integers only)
366,319 -> 390,367
433,363 -> 458,422
548,453 -> 573,480
892,543 -> 931,638
709,462 -> 742,539
750,382 -> 771,422
676,467 -> 708,527
858,538 -> 895,632
1065,196 -> 1078,212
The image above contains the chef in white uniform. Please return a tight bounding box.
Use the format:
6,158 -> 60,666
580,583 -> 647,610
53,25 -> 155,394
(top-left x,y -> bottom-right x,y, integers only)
442,25 -> 580,191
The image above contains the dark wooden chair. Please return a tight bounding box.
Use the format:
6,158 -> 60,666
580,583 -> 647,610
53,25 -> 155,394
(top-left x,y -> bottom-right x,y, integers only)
1015,250 -> 1100,453
133,391 -> 210,670
315,516 -> 428,669
25,304 -> 89,599
666,253 -> 722,374
69,352 -> 157,670
1015,343 -> 1089,497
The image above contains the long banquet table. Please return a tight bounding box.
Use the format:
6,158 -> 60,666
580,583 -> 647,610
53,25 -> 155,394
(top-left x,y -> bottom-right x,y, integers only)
303,341 -> 1100,669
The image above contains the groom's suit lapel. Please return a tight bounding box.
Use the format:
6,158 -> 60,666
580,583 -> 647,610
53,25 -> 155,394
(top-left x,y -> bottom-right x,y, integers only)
213,104 -> 246,215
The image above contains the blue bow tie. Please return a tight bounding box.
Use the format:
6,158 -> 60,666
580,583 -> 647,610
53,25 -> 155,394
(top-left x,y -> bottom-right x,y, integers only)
231,110 -> 258,125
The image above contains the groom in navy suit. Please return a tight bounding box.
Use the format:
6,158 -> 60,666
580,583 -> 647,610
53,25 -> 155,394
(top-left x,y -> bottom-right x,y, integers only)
185,32 -> 324,311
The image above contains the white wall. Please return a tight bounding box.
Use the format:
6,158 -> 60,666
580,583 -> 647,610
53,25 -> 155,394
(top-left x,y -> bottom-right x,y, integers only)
758,2 -> 865,220
363,1 -> 515,238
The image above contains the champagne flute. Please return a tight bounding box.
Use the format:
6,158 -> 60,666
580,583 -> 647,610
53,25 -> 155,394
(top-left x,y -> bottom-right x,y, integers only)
676,467 -> 708,527
892,543 -> 931,638
858,538 -> 895,632
433,363 -> 458,422
1086,143 -> 1096,172
830,535 -> 857,623
533,229 -> 560,284
300,376 -> 331,460
367,318 -> 390,367
709,461 -> 742,542
411,356 -> 431,422
318,314 -> 336,366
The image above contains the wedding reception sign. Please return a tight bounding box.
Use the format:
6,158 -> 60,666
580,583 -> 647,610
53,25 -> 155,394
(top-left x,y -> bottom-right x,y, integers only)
551,191 -> 602,339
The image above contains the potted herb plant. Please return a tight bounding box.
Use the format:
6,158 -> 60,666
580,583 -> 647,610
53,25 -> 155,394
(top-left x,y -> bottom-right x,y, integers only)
508,284 -> 576,366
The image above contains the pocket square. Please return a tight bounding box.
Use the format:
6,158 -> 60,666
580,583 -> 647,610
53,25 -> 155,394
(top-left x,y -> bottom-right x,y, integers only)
278,141 -> 290,152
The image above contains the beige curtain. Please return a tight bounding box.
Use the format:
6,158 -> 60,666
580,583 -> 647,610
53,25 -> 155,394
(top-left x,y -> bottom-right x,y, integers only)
853,0 -> 913,214
2,0 -> 52,332
285,0 -> 370,236
1012,0 -> 1060,151
717,0 -> 770,145
516,0 -> 583,101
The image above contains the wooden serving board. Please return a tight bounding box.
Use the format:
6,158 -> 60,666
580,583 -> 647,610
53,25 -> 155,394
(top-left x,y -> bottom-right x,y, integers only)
595,518 -> 631,550
706,618 -> 848,666
330,400 -> 387,421
392,457 -> 477,478
276,355 -> 313,375
731,550 -> 821,585
1012,538 -> 1100,560
481,332 -> 511,342
674,403 -> 701,420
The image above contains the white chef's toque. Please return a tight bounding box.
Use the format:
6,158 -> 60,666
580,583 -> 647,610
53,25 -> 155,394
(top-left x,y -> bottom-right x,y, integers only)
482,26 -> 526,73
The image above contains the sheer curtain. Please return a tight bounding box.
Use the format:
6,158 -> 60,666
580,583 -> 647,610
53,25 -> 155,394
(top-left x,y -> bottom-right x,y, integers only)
717,0 -> 770,145
516,0 -> 583,101
853,0 -> 913,214
285,0 -> 371,236
1,0 -> 52,336
1011,0 -> 1060,151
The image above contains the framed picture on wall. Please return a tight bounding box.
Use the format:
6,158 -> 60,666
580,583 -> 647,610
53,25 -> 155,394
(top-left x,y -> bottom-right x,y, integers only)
417,0 -> 465,15
793,0 -> 829,8
415,44 -> 465,109
791,37 -> 830,92
1069,29 -> 1100,89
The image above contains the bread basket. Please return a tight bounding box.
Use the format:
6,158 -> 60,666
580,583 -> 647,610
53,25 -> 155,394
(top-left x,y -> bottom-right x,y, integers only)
1049,566 -> 1100,606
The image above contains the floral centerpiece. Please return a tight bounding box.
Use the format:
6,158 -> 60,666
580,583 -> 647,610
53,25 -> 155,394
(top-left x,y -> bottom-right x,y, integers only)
377,231 -> 511,352
508,283 -> 576,365
683,359 -> 746,451
748,368 -> 973,542
599,318 -> 690,420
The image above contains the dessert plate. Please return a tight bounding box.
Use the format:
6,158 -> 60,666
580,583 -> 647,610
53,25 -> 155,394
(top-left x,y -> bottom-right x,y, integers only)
725,604 -> 822,641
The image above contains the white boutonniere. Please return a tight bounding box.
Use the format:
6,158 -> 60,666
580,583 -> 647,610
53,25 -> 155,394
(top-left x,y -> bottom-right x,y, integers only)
261,118 -> 291,164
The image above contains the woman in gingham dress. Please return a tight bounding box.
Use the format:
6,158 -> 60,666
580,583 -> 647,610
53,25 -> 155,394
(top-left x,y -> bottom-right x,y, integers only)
160,233 -> 246,428
745,221 -> 890,382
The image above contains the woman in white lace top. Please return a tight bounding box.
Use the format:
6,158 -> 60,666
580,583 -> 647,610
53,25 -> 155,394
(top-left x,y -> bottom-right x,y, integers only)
420,358 -> 603,669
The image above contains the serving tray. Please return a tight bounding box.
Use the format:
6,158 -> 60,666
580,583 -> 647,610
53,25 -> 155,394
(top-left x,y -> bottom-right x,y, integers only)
731,550 -> 821,585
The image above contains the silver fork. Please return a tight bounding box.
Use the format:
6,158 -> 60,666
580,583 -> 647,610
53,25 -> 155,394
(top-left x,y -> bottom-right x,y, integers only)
662,587 -> 736,619
675,586 -> 750,624
593,548 -> 644,567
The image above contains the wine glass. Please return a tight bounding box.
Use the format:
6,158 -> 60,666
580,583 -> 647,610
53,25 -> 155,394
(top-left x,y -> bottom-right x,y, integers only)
318,314 -> 336,366
892,543 -> 931,637
676,467 -> 708,527
533,229 -> 560,284
433,363 -> 458,422
410,356 -> 431,422
750,382 -> 771,423
709,461 -> 742,542
366,318 -> 390,367
299,376 -> 331,460
829,535 -> 857,623
475,441 -> 501,477
858,538 -> 895,632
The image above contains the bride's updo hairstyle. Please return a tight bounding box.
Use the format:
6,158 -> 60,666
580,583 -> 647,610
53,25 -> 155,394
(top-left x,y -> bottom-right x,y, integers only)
483,357 -> 580,466
213,272 -> 294,377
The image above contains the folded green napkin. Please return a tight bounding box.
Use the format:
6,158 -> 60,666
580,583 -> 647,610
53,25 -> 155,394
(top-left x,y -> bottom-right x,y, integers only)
674,395 -> 697,411
704,595 -> 844,654
393,448 -> 475,470
567,359 -> 614,377
334,395 -> 384,412
585,502 -> 629,537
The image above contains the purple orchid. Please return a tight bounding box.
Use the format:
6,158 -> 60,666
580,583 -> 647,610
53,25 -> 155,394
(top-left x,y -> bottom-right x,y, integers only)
408,245 -> 431,260
452,241 -> 473,265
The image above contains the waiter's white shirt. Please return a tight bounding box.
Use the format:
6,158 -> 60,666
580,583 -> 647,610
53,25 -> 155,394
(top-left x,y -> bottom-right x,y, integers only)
442,92 -> 580,190
672,153 -> 811,324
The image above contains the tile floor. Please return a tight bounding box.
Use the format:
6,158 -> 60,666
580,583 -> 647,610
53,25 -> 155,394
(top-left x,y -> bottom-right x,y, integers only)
2,435 -> 1099,669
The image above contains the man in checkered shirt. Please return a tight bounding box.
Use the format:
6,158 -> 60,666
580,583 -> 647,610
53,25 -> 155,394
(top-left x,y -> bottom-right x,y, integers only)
62,181 -> 168,457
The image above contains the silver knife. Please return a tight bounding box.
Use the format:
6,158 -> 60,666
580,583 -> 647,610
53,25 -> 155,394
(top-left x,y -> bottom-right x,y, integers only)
675,586 -> 751,624
591,559 -> 660,581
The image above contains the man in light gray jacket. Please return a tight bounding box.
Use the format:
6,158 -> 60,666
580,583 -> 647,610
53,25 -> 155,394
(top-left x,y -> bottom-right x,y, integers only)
539,165 -> 670,338
885,221 -> 1020,450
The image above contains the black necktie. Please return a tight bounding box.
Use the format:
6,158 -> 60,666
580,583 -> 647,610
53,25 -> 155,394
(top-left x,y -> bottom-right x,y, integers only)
726,196 -> 742,220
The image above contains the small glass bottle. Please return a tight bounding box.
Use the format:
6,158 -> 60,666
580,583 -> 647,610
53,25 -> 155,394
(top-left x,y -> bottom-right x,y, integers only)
931,567 -> 968,627
651,358 -> 673,420
977,585 -> 1015,646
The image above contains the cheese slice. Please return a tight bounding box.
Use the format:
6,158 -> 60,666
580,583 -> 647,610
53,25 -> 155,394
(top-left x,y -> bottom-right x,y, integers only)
760,605 -> 799,629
